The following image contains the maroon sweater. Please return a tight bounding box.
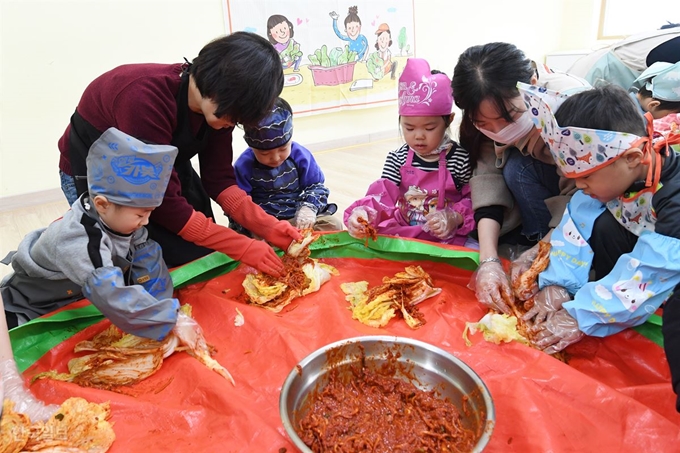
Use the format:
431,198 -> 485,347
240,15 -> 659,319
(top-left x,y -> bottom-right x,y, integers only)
58,63 -> 235,233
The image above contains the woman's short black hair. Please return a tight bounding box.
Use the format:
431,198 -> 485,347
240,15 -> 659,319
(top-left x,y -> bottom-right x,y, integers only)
189,32 -> 284,127
555,84 -> 646,136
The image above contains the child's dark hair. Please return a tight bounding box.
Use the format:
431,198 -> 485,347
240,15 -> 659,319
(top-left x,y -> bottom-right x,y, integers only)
266,15 -> 294,44
275,97 -> 293,116
638,86 -> 680,112
345,6 -> 361,26
189,32 -> 283,127
555,84 -> 646,136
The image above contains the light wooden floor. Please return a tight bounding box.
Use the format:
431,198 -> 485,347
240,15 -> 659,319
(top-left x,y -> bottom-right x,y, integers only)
0,136 -> 402,281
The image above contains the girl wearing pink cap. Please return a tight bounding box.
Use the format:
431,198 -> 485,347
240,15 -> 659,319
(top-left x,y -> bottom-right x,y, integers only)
344,58 -> 475,247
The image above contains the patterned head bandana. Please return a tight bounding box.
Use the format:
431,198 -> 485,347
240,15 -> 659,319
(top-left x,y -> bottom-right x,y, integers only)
516,82 -> 652,178
243,103 -> 293,150
633,61 -> 680,102
87,128 -> 178,208
398,58 -> 453,116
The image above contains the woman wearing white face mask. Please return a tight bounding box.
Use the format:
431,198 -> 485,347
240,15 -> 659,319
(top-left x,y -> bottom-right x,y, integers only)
451,42 -> 590,314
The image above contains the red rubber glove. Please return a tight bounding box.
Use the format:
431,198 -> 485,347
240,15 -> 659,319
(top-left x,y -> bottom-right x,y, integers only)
178,211 -> 284,276
217,186 -> 301,250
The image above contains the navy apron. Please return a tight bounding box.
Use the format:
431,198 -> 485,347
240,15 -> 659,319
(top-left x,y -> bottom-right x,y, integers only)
145,71 -> 217,268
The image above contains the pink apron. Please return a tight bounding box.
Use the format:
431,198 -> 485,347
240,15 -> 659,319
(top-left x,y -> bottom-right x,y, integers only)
376,148 -> 465,244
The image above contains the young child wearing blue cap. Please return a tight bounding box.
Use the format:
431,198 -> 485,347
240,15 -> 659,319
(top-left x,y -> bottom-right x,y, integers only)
2,128 -> 184,341
633,61 -> 680,133
234,98 -> 342,233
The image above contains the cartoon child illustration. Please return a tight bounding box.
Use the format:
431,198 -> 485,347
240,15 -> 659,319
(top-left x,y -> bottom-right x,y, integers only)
367,23 -> 398,80
267,14 -> 303,72
329,6 -> 369,61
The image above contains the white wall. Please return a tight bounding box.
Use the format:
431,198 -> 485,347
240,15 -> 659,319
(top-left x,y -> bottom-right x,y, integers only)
1,0 -> 605,200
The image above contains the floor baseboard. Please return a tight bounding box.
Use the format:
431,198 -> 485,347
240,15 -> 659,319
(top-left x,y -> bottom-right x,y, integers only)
0,131 -> 399,211
0,188 -> 66,212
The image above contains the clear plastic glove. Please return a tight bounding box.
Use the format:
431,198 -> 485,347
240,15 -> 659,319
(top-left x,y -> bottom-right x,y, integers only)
1,358 -> 60,421
172,311 -> 207,351
522,285 -> 571,326
346,206 -> 377,239
532,308 -> 584,355
424,209 -> 460,240
471,260 -> 514,314
294,206 -> 317,230
510,242 -> 541,300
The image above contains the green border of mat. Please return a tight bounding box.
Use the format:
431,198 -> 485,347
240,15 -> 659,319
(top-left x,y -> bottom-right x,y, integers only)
9,232 -> 662,371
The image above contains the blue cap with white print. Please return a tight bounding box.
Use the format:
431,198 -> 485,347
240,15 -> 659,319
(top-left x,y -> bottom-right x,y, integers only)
87,127 -> 178,208
633,61 -> 680,102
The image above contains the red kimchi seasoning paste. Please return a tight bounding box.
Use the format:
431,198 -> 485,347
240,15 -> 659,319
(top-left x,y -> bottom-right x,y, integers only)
296,350 -> 477,452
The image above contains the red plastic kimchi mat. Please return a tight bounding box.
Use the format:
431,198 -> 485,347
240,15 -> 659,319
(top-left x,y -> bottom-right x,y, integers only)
21,256 -> 680,452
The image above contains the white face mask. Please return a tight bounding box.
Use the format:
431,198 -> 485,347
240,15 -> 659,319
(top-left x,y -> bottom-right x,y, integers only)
477,110 -> 535,145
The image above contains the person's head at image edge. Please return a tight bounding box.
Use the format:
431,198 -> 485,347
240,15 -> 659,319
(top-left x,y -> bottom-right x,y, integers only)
398,58 -> 455,159
188,31 -> 284,130
86,128 -> 178,235
243,98 -> 294,168
633,61 -> 680,120
452,42 -> 537,153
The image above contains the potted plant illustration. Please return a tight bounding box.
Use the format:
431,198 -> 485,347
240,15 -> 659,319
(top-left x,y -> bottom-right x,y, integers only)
307,44 -> 358,86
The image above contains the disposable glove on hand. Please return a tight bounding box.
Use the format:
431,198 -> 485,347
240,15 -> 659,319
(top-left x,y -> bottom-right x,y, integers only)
1,358 -> 60,422
470,260 -> 514,314
217,186 -> 302,250
424,208 -> 460,240
346,206 -> 377,239
178,211 -> 284,277
523,285 -> 571,325
294,206 -> 317,230
172,312 -> 207,351
510,242 -> 541,300
532,308 -> 584,355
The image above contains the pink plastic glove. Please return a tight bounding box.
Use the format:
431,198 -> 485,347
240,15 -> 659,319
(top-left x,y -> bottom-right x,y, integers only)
1,358 -> 60,421
424,208 -> 461,240
510,242 -> 541,300
346,206 -> 378,239
294,206 -> 317,230
532,308 -> 584,355
522,285 -> 571,326
470,260 -> 514,314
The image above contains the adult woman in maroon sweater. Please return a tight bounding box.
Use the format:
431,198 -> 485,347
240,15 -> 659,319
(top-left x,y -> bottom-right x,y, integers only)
57,32 -> 300,275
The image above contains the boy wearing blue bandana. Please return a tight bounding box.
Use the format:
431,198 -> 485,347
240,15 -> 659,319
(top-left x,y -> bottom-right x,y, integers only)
518,83 -> 680,410
2,128 -> 183,340
234,98 -> 342,233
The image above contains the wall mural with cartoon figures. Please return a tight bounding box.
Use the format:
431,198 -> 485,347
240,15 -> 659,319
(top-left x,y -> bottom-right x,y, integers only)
224,1 -> 415,116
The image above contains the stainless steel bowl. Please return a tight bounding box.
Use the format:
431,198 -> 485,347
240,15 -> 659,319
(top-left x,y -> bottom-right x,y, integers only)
280,335 -> 495,452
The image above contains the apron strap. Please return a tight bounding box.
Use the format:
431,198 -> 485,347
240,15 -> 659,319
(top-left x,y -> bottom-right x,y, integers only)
405,148 -> 415,166
437,149 -> 448,210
